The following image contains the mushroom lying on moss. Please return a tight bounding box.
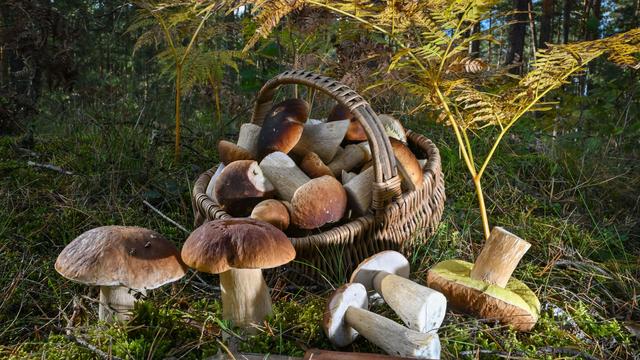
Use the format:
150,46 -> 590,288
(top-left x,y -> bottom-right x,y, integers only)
426,227 -> 540,331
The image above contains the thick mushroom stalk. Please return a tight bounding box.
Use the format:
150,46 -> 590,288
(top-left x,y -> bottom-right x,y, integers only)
470,227 -> 531,287
99,286 -> 146,322
324,283 -> 440,359
291,120 -> 350,163
426,227 -> 540,331
351,251 -> 447,333
219,268 -> 272,329
327,143 -> 371,176
343,167 -> 374,216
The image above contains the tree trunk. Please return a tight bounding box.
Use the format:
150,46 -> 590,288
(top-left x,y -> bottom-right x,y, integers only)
563,0 -> 572,43
469,23 -> 481,58
505,0 -> 529,74
585,0 -> 602,41
539,0 -> 554,49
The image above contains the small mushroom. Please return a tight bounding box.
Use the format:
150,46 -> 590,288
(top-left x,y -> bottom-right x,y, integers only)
323,283 -> 441,359
250,199 -> 290,231
55,226 -> 186,322
214,160 -> 274,216
426,227 -> 540,331
300,152 -> 334,178
257,98 -> 309,159
327,103 -> 367,142
205,163 -> 225,203
260,152 -> 347,229
181,219 -> 295,330
351,251 -> 447,333
218,140 -> 254,165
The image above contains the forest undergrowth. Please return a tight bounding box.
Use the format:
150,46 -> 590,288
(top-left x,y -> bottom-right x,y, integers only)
0,87 -> 638,359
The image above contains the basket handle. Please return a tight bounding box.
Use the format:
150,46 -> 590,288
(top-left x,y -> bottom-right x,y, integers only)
250,70 -> 402,212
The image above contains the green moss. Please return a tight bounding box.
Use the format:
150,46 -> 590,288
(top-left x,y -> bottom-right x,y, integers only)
431,260 -> 540,318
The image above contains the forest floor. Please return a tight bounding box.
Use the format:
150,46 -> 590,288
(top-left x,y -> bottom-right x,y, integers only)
0,94 -> 638,359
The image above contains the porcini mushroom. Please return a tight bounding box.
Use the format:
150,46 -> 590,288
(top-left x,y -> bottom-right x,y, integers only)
343,167 -> 374,216
55,226 -> 186,322
218,140 -> 253,165
327,142 -> 372,176
389,138 -> 424,191
327,103 -> 367,142
323,283 -> 441,359
256,98 -> 309,159
426,227 -> 540,331
260,151 -> 347,229
351,251 -> 447,333
250,199 -> 290,231
291,120 -> 350,163
300,152 -> 334,178
213,160 -> 274,216
206,163 -> 225,203
237,123 -> 262,158
181,219 -> 295,330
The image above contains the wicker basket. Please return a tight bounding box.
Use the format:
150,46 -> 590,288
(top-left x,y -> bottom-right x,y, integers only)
192,70 -> 446,284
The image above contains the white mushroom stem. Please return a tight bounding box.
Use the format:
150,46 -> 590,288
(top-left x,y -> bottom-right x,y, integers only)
260,152 -> 310,201
372,271 -> 447,333
99,286 -> 145,322
291,120 -> 350,163
205,163 -> 225,203
343,167 -> 374,216
237,123 -> 262,158
344,306 -> 441,359
219,268 -> 272,332
341,170 -> 357,184
327,143 -> 371,176
470,226 -> 531,288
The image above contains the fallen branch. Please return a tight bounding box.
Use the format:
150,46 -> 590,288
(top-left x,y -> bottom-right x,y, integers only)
27,161 -> 74,175
142,200 -> 190,234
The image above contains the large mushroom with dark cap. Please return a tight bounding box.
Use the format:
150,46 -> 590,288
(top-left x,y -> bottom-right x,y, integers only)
181,219 -> 295,330
256,98 -> 309,159
55,226 -> 186,322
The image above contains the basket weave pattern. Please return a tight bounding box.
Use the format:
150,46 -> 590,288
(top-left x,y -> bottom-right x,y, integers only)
192,70 -> 446,283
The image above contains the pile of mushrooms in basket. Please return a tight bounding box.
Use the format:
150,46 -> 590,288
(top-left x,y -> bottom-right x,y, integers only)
206,98 -> 425,234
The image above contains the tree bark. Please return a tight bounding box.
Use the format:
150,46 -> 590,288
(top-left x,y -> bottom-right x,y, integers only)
563,0 -> 572,43
468,23 -> 481,58
505,0 -> 529,74
585,0 -> 602,41
539,0 -> 554,49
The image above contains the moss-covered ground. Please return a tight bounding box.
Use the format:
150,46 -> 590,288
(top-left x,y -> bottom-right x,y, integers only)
0,95 -> 638,359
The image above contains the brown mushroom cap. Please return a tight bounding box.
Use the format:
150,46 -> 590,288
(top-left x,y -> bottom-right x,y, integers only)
257,99 -> 309,159
390,138 -> 424,191
300,152 -> 334,178
181,218 -> 295,274
426,260 -> 540,332
327,103 -> 367,142
250,199 -> 290,231
55,226 -> 186,290
291,175 -> 347,229
214,160 -> 274,216
218,140 -> 254,165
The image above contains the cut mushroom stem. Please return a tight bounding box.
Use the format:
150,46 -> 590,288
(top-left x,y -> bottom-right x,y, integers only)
345,307 -> 441,359
324,283 -> 440,359
219,268 -> 272,331
341,170 -> 356,184
259,151 -> 310,201
328,143 -> 371,176
237,123 -> 262,158
99,286 -> 146,322
291,120 -> 350,163
351,251 -> 446,333
470,227 -> 531,288
205,163 -> 225,203
343,167 -> 374,216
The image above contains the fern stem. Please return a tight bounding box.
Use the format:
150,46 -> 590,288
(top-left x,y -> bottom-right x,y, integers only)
473,176 -> 491,240
174,65 -> 182,161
